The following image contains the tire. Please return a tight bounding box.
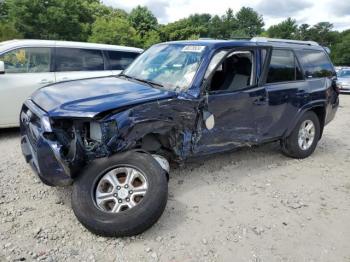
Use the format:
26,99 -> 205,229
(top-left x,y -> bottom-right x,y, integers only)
71,151 -> 168,237
281,111 -> 321,159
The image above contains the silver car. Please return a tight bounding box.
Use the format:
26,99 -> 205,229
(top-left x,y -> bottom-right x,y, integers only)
0,40 -> 143,128
337,68 -> 350,93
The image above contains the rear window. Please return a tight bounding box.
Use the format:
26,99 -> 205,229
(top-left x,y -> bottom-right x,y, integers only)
55,48 -> 104,72
107,51 -> 139,70
296,50 -> 334,78
266,49 -> 303,83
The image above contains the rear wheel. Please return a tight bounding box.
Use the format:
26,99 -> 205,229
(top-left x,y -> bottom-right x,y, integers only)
71,151 -> 168,237
281,111 -> 321,159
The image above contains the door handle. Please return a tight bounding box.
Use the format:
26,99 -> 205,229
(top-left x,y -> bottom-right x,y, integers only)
296,90 -> 310,98
39,79 -> 53,85
253,96 -> 267,105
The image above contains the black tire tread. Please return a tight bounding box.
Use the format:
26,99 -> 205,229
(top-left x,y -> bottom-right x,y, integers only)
71,151 -> 168,237
281,111 -> 321,159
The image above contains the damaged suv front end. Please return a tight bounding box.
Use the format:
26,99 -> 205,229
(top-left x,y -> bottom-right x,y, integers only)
20,43 -> 205,188
20,100 -> 75,186
20,100 -> 118,186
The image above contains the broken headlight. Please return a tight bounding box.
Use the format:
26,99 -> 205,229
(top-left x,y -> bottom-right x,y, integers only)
41,116 -> 52,132
89,121 -> 118,142
89,121 -> 102,142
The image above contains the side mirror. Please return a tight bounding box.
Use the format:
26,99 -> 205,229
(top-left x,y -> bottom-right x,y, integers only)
0,61 -> 5,74
203,111 -> 215,130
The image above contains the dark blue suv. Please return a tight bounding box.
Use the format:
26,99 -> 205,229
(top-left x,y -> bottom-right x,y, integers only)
20,38 -> 339,237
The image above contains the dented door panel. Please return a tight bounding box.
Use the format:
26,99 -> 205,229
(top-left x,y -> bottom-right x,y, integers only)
194,90 -> 257,155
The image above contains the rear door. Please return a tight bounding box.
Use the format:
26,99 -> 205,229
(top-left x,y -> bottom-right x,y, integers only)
0,47 -> 55,127
257,48 -> 305,140
54,47 -> 113,82
106,50 -> 140,75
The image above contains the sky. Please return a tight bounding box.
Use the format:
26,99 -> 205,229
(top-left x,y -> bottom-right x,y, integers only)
102,0 -> 350,31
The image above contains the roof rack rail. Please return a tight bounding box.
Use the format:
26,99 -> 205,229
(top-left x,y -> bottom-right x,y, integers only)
198,38 -> 215,40
251,37 -> 319,46
227,37 -> 251,40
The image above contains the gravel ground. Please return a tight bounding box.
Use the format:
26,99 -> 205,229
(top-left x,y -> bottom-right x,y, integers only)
1,96 -> 350,262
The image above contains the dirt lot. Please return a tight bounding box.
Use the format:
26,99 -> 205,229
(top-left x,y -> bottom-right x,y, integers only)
1,96 -> 350,262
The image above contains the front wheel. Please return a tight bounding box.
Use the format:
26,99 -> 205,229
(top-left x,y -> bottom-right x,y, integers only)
281,111 -> 321,159
71,152 -> 168,237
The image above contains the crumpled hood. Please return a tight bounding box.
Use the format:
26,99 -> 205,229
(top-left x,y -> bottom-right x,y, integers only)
31,77 -> 176,118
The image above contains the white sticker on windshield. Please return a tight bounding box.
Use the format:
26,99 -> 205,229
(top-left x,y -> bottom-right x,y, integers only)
182,45 -> 205,53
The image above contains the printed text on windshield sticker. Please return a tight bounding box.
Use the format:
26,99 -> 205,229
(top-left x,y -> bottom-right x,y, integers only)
182,46 -> 205,53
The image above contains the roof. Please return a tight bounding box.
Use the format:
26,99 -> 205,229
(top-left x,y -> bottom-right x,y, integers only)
0,39 -> 143,53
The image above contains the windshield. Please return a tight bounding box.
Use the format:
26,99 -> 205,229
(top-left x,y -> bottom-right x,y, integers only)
338,69 -> 350,78
123,44 -> 206,92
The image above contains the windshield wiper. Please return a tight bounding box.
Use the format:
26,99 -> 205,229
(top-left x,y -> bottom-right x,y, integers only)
118,73 -> 164,88
134,78 -> 164,88
118,73 -> 132,79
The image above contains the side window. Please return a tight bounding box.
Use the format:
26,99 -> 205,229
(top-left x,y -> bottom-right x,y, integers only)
55,48 -> 104,72
0,48 -> 51,74
107,51 -> 139,70
208,50 -> 255,92
296,50 -> 334,78
266,49 -> 303,83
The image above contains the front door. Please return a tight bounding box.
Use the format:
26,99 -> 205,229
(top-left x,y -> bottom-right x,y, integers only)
194,48 -> 264,154
0,47 -> 55,127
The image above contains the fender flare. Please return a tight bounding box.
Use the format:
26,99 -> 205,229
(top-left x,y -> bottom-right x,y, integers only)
283,100 -> 326,138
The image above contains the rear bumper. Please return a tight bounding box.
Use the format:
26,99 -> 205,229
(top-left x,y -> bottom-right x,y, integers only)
325,91 -> 339,126
20,100 -> 73,186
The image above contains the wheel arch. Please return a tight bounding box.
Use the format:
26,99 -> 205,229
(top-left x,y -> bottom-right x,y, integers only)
309,106 -> 326,139
284,100 -> 326,139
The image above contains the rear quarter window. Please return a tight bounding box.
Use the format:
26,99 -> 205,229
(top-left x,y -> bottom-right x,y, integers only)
107,51 -> 139,70
296,50 -> 334,78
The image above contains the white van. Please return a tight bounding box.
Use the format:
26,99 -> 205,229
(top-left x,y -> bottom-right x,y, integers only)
0,39 -> 143,128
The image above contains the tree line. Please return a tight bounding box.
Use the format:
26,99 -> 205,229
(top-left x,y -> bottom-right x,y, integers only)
0,0 -> 349,65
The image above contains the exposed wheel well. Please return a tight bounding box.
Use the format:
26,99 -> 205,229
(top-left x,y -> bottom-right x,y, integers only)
138,134 -> 172,181
309,106 -> 325,139
139,133 -> 173,153
140,133 -> 173,156
140,134 -> 163,152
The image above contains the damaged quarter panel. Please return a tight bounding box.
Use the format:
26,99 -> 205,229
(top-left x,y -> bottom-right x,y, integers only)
101,96 -> 200,161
